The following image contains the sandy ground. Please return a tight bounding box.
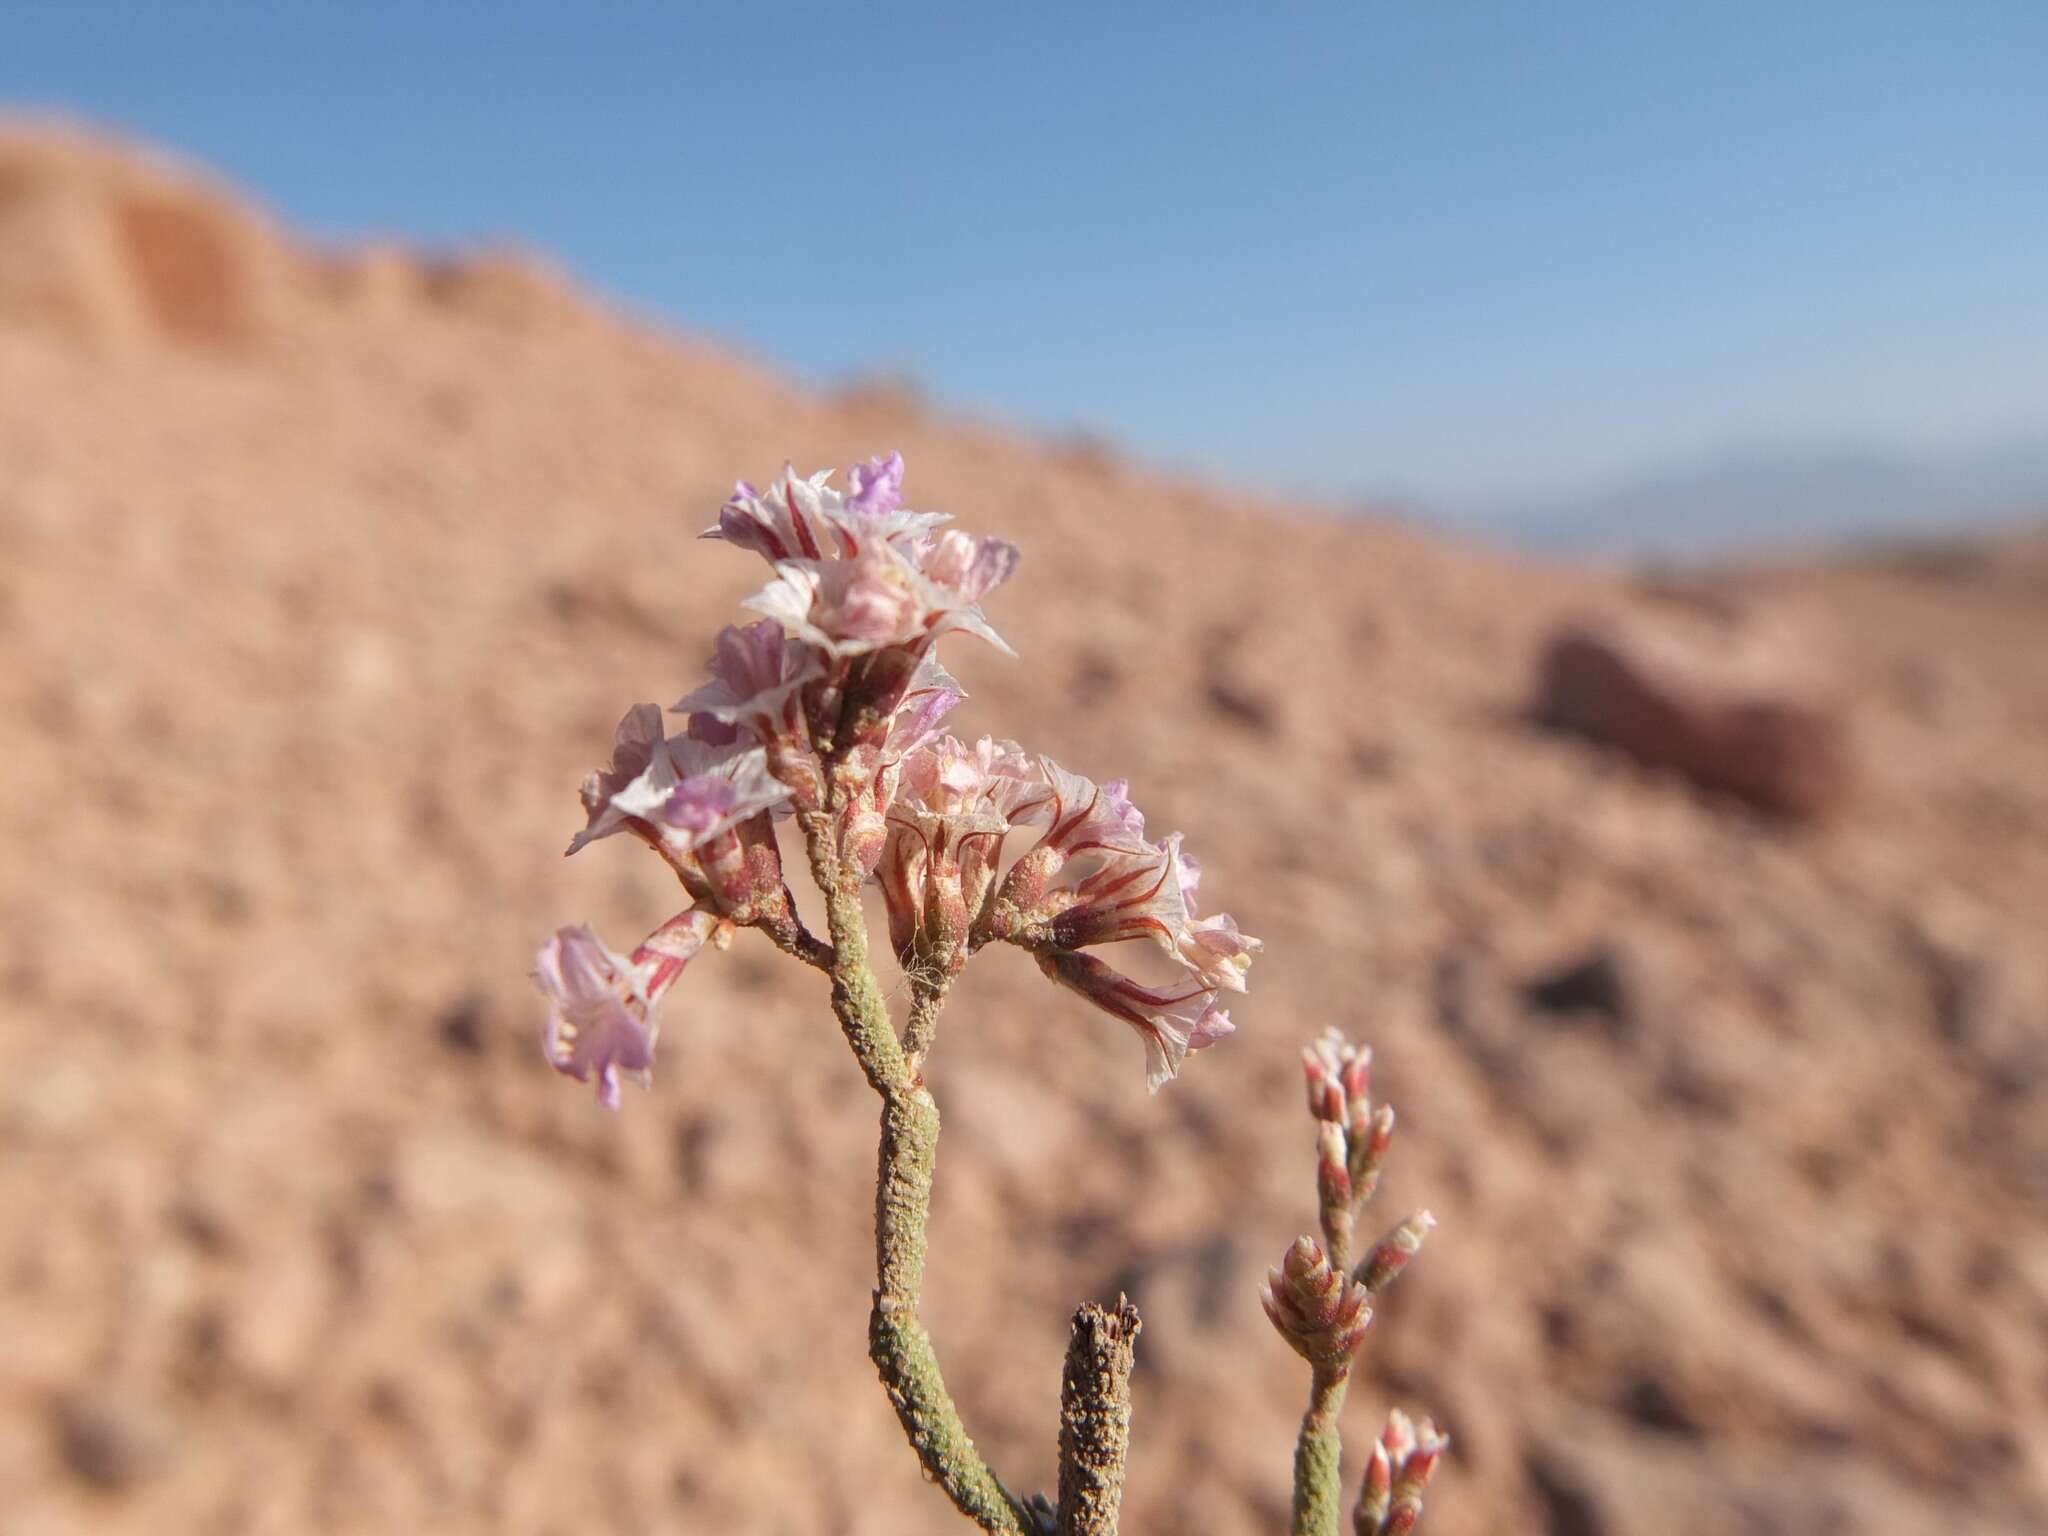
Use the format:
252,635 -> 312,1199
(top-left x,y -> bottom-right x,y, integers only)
3,122 -> 2046,1534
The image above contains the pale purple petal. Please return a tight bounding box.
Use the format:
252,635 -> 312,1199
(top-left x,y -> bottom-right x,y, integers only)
846,451 -> 905,516
609,739 -> 792,853
656,776 -> 740,834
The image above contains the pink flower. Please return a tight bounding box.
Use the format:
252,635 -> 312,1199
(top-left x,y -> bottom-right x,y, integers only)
605,735 -> 791,856
1020,758 -> 1151,858
566,704 -> 668,855
744,546 -> 926,658
566,717 -> 793,913
704,467 -> 837,563
881,654 -> 967,761
879,734 -> 1040,959
1036,949 -> 1234,1091
674,619 -> 821,749
713,460 -> 1020,660
1163,834 -> 1263,992
919,527 -> 1020,604
988,761 -> 1260,994
535,912 -> 718,1109
706,462 -> 947,566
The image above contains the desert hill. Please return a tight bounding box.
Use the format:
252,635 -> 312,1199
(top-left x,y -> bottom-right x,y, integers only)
3,121 -> 2045,1535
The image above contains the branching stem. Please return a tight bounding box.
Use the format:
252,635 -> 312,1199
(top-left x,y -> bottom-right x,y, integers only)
800,808 -> 1034,1536
1291,1184 -> 1359,1535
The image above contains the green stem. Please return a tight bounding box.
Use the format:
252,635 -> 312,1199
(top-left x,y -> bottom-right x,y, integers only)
755,892 -> 834,971
904,980 -> 946,1082
801,810 -> 1032,1536
1291,1366 -> 1351,1536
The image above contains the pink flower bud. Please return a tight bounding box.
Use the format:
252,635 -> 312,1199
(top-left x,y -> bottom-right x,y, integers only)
1377,1413 -> 1449,1535
1317,1119 -> 1354,1209
1355,1440 -> 1393,1534
1356,1210 -> 1436,1295
1259,1234 -> 1373,1370
1304,1028 -> 1367,1124
1351,1104 -> 1396,1200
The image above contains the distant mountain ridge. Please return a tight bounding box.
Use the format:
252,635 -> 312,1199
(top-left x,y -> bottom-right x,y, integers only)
1454,432 -> 2048,558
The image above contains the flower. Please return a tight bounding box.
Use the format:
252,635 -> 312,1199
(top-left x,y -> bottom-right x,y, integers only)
605,735 -> 791,855
1035,948 -> 1234,1090
744,547 -> 926,658
880,653 -> 968,759
565,706 -> 794,914
674,619 -> 821,751
1046,838 -> 1192,953
989,761 -> 1261,997
1164,835 -> 1262,991
711,460 -> 1020,660
566,704 -> 668,855
708,462 -> 949,565
879,734 -> 1039,959
534,915 -> 713,1109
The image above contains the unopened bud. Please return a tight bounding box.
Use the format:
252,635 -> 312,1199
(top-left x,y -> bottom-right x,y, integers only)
1260,1235 -> 1373,1370
1302,1044 -> 1343,1123
1350,1103 -> 1395,1202
1341,1043 -> 1373,1107
1354,1439 -> 1392,1534
1317,1119 -> 1354,1209
1356,1210 -> 1436,1295
1381,1414 -> 1448,1535
1381,1407 -> 1417,1464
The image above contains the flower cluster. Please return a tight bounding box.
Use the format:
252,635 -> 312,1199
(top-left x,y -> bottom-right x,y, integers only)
1267,1025 -> 1448,1532
535,456 -> 1261,1103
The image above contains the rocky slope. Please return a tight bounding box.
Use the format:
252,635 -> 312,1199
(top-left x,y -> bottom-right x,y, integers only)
3,121 -> 2045,1535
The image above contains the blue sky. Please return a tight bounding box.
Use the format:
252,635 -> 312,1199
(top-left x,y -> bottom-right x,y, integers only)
5,3 -> 2045,518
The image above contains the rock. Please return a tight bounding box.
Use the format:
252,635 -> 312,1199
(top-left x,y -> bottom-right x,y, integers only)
1523,1444 -> 1609,1536
1534,629 -> 1854,820
436,992 -> 489,1055
1524,946 -> 1633,1033
51,1389 -> 175,1491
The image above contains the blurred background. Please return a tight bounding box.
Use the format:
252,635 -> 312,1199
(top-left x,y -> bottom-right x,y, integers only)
1,7 -> 2043,1533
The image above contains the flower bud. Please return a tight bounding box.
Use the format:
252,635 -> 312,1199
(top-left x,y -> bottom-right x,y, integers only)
1259,1235 -> 1373,1370
1304,1028 -> 1372,1127
1356,1210 -> 1436,1295
1351,1103 -> 1395,1203
1377,1412 -> 1449,1535
1316,1119 -> 1354,1210
1354,1439 -> 1392,1534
